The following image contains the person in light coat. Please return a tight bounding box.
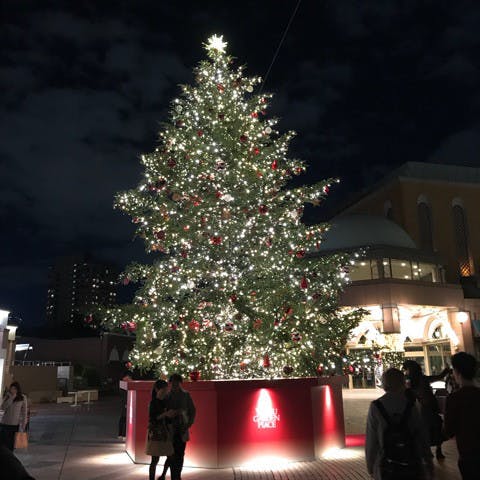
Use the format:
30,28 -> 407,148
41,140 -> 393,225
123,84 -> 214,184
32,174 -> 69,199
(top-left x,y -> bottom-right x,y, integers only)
365,368 -> 433,479
0,382 -> 28,451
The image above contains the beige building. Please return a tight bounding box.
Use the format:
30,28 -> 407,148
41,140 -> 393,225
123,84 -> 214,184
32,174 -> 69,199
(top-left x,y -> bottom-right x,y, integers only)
320,163 -> 480,385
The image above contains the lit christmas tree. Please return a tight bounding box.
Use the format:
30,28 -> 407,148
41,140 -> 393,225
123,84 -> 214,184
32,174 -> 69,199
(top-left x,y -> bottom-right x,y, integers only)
105,35 -> 362,380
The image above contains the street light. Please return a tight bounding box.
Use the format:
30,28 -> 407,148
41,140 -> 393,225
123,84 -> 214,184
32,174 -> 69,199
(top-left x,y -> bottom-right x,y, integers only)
456,311 -> 469,325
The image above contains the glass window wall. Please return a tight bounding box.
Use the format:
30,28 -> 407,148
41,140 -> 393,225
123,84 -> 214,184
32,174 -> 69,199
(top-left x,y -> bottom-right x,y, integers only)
347,258 -> 442,283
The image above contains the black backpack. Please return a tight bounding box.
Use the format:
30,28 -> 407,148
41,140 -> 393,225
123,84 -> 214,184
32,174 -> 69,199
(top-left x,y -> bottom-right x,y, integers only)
374,400 -> 421,479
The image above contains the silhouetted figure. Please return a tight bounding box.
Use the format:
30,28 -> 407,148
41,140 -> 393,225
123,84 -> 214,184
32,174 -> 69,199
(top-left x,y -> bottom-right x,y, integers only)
165,373 -> 196,480
403,360 -> 448,460
0,445 -> 36,479
444,352 -> 480,480
146,380 -> 175,480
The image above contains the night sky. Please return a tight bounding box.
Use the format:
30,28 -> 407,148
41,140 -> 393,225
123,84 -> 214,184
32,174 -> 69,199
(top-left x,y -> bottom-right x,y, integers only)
2,0 -> 480,327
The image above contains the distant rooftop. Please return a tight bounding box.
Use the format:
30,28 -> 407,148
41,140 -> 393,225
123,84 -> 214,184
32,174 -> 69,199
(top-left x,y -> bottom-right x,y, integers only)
336,162 -> 480,216
390,161 -> 480,184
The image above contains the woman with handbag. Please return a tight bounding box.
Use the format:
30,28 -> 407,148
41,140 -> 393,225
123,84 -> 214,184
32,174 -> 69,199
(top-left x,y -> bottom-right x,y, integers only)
146,379 -> 176,480
0,382 -> 28,451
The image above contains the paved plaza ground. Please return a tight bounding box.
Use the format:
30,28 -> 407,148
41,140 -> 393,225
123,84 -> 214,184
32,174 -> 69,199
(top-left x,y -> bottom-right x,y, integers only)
14,389 -> 462,480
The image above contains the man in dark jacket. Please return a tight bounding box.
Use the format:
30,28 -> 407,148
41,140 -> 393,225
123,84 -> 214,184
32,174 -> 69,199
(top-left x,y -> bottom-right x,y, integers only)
444,352 -> 480,480
165,373 -> 196,480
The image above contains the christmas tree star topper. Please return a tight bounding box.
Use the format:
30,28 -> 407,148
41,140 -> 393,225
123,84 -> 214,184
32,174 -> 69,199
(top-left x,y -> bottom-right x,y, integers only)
206,34 -> 227,54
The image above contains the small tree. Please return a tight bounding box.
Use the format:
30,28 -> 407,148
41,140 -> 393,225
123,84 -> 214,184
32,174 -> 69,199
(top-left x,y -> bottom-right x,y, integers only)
105,35 -> 361,379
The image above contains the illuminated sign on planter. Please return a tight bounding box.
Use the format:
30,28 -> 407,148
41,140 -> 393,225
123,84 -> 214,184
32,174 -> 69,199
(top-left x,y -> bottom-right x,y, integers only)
253,389 -> 280,429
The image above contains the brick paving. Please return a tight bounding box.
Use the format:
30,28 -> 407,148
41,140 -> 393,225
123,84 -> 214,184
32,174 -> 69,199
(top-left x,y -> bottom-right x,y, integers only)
15,393 -> 462,480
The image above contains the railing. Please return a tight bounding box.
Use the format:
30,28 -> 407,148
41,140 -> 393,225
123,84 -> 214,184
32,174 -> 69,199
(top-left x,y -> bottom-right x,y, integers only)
14,360 -> 72,367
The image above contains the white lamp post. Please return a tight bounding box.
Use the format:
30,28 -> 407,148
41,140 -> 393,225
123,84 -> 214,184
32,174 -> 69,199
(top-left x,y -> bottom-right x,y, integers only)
0,309 -> 11,393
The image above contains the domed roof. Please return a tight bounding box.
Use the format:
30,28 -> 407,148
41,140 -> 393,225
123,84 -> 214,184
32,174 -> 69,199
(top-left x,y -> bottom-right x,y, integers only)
319,214 -> 417,251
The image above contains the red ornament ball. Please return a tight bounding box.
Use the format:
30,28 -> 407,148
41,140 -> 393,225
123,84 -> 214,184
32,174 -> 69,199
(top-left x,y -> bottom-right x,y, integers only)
250,111 -> 258,118
296,250 -> 306,258
122,277 -> 130,286
300,276 -> 308,289
216,83 -> 225,93
253,318 -> 262,329
84,314 -> 93,324
239,134 -> 248,143
316,365 -> 324,376
291,331 -> 302,342
189,371 -> 201,382
167,158 -> 176,168
283,365 -> 294,375
155,230 -> 166,240
121,321 -> 137,333
188,319 -> 200,332
197,130 -> 204,137
224,321 -> 234,332
263,354 -> 271,368
271,159 -> 278,170
253,147 -> 260,155
229,294 -> 238,303
258,204 -> 268,214
125,361 -> 133,370
210,235 -> 222,245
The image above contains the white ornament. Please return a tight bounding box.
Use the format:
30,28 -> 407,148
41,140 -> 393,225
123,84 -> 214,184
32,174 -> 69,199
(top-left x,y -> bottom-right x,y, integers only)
206,34 -> 227,53
246,85 -> 254,92
265,127 -> 272,134
223,194 -> 234,202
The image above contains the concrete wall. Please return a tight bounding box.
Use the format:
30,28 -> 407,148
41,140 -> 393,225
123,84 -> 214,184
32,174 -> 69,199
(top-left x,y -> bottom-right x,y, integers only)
15,333 -> 134,382
12,365 -> 59,402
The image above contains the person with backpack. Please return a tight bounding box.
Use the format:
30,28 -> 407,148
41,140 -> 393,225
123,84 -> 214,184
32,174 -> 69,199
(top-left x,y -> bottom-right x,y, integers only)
366,368 -> 433,479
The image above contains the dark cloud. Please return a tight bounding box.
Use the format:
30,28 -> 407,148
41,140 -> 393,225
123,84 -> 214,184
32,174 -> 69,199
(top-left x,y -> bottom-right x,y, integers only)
2,0 -> 480,323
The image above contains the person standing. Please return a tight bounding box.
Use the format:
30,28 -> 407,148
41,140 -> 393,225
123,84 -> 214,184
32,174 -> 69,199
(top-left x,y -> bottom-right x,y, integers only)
165,373 -> 196,480
118,371 -> 132,439
403,359 -> 448,459
366,368 -> 433,479
0,382 -> 28,451
146,380 -> 175,480
444,351 -> 480,480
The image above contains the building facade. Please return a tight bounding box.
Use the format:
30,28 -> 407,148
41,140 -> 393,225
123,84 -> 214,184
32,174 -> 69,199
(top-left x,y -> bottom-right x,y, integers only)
321,163 -> 480,385
46,255 -> 119,329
